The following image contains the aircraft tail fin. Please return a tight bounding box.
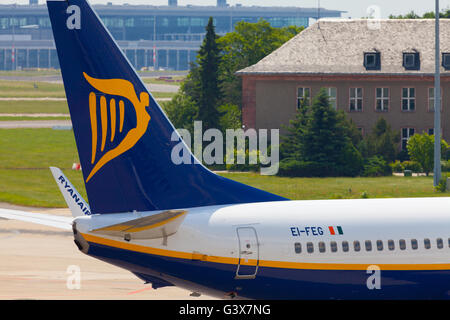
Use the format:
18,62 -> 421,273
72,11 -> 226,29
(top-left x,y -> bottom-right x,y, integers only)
47,0 -> 287,214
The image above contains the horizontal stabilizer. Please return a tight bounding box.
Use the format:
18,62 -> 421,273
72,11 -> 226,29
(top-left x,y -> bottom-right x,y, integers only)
0,209 -> 73,230
91,210 -> 187,240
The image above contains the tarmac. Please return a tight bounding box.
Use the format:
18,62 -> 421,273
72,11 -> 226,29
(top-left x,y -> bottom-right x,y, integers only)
0,202 -> 217,300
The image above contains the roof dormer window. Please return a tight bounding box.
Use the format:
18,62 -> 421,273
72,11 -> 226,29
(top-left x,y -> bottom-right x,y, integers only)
403,52 -> 420,70
442,53 -> 450,70
364,52 -> 380,70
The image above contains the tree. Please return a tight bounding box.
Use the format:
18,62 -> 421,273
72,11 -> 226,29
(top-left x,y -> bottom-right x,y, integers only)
196,17 -> 223,131
279,89 -> 363,177
163,93 -> 198,136
407,133 -> 449,176
218,20 -> 303,107
364,117 -> 400,162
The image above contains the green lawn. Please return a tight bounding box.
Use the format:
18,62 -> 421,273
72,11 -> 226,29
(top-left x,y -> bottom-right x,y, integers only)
0,128 -> 447,208
218,173 -> 445,200
0,69 -> 61,77
151,92 -> 176,99
0,80 -> 66,98
142,76 -> 185,85
0,116 -> 70,121
0,100 -> 69,114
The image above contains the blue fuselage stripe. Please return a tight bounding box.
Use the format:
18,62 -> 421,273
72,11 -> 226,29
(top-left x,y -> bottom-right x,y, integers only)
86,241 -> 450,299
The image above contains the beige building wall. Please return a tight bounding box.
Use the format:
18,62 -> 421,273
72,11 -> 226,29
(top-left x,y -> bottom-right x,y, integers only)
250,76 -> 450,147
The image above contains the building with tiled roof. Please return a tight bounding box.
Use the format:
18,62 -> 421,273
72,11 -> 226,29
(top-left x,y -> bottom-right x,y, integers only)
238,19 -> 450,149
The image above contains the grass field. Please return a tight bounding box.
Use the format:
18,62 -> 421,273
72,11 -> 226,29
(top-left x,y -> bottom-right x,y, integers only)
0,80 -> 66,98
0,80 -> 174,101
142,76 -> 185,85
0,128 -> 448,208
0,69 -> 61,77
0,116 -> 70,121
0,100 -> 69,114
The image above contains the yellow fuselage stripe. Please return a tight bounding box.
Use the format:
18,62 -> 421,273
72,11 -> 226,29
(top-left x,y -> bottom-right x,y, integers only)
81,233 -> 450,271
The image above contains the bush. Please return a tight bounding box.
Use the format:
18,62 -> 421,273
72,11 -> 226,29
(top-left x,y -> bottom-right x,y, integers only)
278,159 -> 329,177
441,160 -> 450,172
390,160 -> 404,173
361,156 -> 392,177
226,149 -> 262,172
435,177 -> 447,193
401,161 -> 423,173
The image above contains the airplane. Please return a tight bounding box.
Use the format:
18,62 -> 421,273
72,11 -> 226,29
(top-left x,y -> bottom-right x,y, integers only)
2,0 -> 450,300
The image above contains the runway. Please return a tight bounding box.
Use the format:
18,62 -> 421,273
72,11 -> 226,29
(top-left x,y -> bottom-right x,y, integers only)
0,203 -> 217,300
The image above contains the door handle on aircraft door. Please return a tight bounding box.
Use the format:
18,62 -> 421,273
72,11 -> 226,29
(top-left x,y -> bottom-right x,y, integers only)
240,250 -> 253,255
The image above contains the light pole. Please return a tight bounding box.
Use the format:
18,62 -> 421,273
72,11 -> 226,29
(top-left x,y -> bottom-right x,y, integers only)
434,0 -> 442,187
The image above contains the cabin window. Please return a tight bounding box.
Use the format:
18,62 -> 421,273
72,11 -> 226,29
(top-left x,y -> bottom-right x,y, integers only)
437,238 -> 443,249
342,241 -> 349,252
376,240 -> 383,251
388,240 -> 395,251
330,241 -> 338,252
365,240 -> 372,251
319,242 -> 326,253
353,240 -> 361,252
294,242 -> 301,254
307,242 -> 314,253
399,239 -> 406,250
411,239 -> 418,250
424,238 -> 431,249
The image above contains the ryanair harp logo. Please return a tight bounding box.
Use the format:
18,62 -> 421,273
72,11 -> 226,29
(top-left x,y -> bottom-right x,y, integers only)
83,72 -> 150,182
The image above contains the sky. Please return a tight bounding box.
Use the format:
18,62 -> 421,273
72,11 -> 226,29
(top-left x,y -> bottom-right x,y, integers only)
6,0 -> 450,19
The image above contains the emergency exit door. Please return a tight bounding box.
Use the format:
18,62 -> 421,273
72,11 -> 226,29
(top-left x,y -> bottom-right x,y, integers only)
235,227 -> 259,279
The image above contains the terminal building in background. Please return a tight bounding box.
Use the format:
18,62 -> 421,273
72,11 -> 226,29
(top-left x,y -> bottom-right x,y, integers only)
0,0 -> 343,71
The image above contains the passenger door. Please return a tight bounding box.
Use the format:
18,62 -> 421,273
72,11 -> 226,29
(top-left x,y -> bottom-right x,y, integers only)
235,227 -> 259,279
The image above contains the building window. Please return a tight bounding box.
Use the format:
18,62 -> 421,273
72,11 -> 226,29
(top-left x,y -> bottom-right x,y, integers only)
442,53 -> 450,70
411,239 -> 418,250
428,87 -> 442,112
294,242 -> 301,254
376,88 -> 389,111
349,88 -> 363,111
403,52 -> 420,70
401,128 -> 415,151
402,88 -> 415,111
297,87 -> 310,109
388,240 -> 395,251
326,87 -> 337,110
364,52 -> 381,70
